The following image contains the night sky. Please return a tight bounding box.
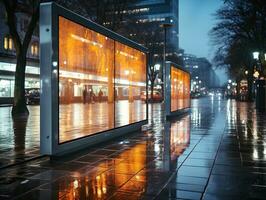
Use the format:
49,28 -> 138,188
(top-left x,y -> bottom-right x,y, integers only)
179,0 -> 227,84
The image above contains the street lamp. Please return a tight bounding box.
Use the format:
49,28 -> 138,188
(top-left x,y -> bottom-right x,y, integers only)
245,70 -> 248,75
253,71 -> 260,78
253,51 -> 259,60
160,22 -> 173,99
154,64 -> 160,71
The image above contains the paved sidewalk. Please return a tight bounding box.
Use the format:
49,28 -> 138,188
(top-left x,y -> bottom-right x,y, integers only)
0,98 -> 266,199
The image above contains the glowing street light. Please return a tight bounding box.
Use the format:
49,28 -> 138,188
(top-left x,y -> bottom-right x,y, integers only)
154,64 -> 160,71
228,79 -> 232,83
253,51 -> 259,60
253,71 -> 260,78
245,70 -> 248,75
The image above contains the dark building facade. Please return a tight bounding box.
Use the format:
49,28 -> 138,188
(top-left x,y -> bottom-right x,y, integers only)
184,54 -> 220,91
0,2 -> 39,103
127,0 -> 180,66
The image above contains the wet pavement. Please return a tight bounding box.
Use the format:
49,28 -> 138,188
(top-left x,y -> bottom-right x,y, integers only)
0,106 -> 40,168
1,97 -> 266,199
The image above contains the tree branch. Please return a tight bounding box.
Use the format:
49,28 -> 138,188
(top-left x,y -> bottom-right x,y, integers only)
2,0 -> 22,52
22,2 -> 39,53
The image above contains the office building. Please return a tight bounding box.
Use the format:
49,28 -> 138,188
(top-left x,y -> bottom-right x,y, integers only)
183,54 -> 220,91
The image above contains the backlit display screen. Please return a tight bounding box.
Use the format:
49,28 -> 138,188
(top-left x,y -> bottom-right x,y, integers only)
58,16 -> 147,143
170,66 -> 190,112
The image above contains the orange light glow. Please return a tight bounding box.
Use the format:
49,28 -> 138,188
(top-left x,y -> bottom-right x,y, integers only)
57,142 -> 147,199
171,66 -> 190,112
58,17 -> 147,143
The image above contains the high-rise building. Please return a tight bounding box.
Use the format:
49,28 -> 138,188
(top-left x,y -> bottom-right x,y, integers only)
184,54 -> 220,90
122,0 -> 180,64
102,0 -> 181,67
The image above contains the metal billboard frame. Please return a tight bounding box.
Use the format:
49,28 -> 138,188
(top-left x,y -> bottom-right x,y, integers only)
40,2 -> 148,155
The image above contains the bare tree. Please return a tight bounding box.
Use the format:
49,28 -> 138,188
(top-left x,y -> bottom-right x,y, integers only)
2,0 -> 39,117
210,0 -> 266,101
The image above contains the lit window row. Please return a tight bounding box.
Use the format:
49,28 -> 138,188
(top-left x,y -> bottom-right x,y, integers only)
122,7 -> 149,14
3,35 -> 39,56
4,36 -> 13,50
137,17 -> 165,23
31,42 -> 39,56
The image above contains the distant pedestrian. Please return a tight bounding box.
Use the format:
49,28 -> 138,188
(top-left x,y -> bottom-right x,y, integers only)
90,89 -> 95,103
98,89 -> 103,102
82,88 -> 87,104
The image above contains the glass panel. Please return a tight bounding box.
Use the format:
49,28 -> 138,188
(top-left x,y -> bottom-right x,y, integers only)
0,79 -> 11,97
31,45 -> 34,55
114,41 -> 147,127
59,16 -> 115,143
171,66 -> 190,112
4,37 -> 8,50
9,38 -> 12,50
183,72 -> 190,108
25,78 -> 40,89
34,45 -> 38,55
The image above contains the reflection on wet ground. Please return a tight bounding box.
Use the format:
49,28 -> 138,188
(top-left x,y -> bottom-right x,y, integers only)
0,106 -> 40,168
60,101 -> 146,143
1,98 -> 266,199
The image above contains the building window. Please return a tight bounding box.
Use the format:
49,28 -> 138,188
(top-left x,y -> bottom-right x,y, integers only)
31,42 -> 39,56
0,79 -> 14,97
3,35 -> 13,50
4,37 -> 8,50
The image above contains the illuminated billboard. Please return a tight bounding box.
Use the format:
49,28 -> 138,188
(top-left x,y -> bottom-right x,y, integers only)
40,3 -> 148,155
165,62 -> 190,118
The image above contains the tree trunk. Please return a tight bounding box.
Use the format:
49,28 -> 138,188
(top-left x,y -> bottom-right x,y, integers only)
247,74 -> 253,102
12,51 -> 29,117
236,80 -> 240,101
150,81 -> 154,103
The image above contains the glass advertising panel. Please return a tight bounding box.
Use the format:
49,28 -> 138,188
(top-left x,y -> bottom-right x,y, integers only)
58,17 -> 147,143
183,72 -> 190,108
114,42 -> 147,127
171,66 -> 190,112
59,17 -> 115,143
